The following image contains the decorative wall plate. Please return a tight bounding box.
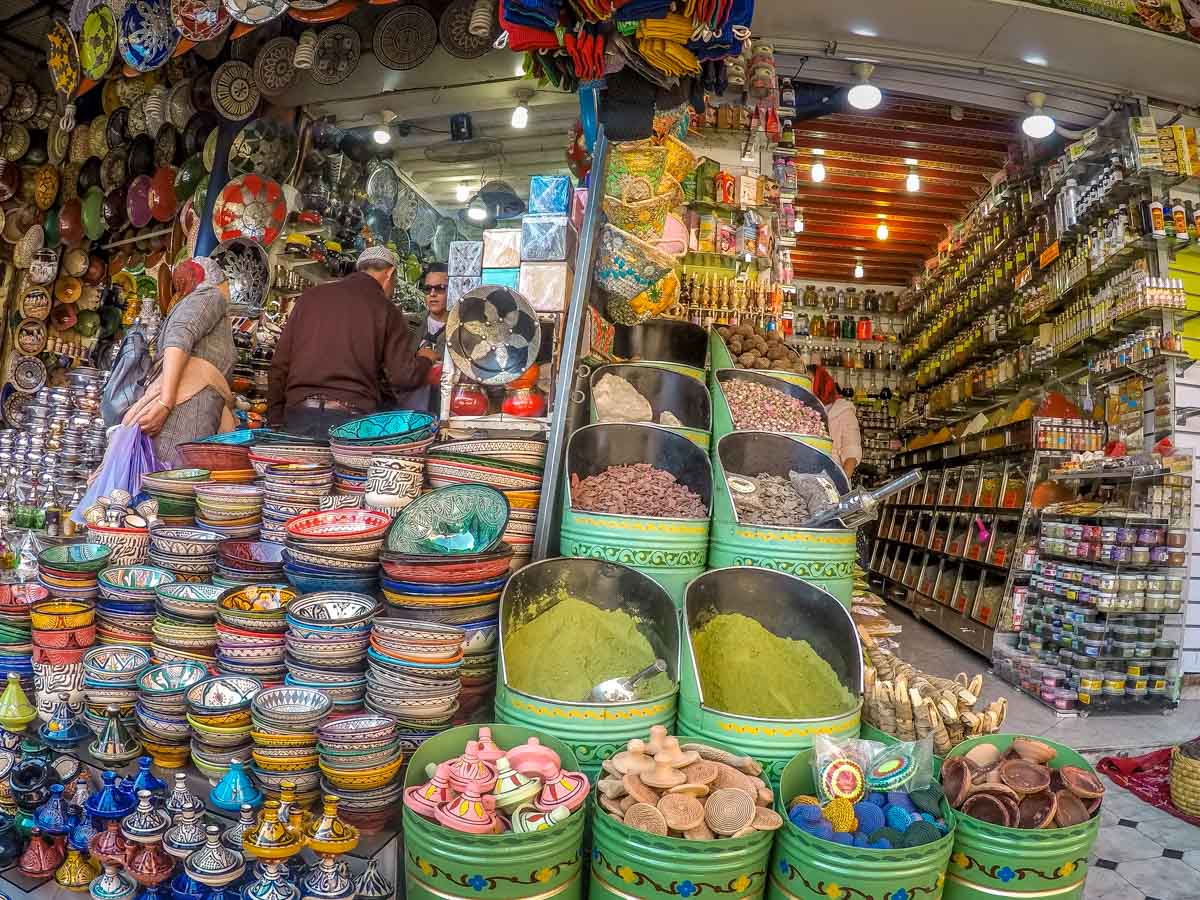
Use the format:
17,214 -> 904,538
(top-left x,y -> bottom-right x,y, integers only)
33,166 -> 59,211
228,118 -> 296,181
15,319 -> 46,356
69,124 -> 91,164
119,0 -> 180,73
20,287 -> 51,320
154,123 -> 178,166
106,106 -> 129,147
446,286 -> 541,386
82,186 -> 106,240
182,110 -> 217,156
287,0 -> 342,9
128,99 -> 148,137
90,115 -> 110,158
167,80 -> 196,129
439,0 -> 491,60
12,356 -> 47,394
409,203 -> 437,246
310,23 -> 360,85
0,126 -> 29,163
212,173 -> 286,245
101,149 -> 126,191
47,19 -> 81,98
126,174 -> 153,228
211,237 -> 270,312
2,84 -> 36,123
253,37 -> 298,98
81,6 -> 118,82
172,0 -> 231,42
211,61 -> 259,121
365,161 -> 400,209
222,0 -> 287,26
374,6 -> 436,70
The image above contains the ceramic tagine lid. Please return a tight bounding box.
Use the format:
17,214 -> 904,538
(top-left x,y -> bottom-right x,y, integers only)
434,786 -> 500,835
55,841 -> 100,891
533,767 -> 589,813
210,759 -> 262,812
404,762 -> 456,818
120,789 -> 171,844
242,858 -> 299,900
0,673 -> 37,731
165,771 -> 199,816
221,802 -> 257,851
242,801 -> 302,861
475,727 -> 505,763
90,704 -> 142,765
88,819 -> 128,865
304,794 -> 359,856
89,861 -> 138,900
39,692 -> 89,747
184,825 -> 246,887
491,756 -> 542,813
505,737 -> 561,780
447,742 -> 497,793
164,800 -> 208,858
353,858 -> 394,900
512,804 -> 571,834
34,782 -> 70,834
133,756 -> 166,796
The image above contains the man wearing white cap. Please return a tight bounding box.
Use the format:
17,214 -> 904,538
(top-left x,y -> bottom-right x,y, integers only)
267,246 -> 436,438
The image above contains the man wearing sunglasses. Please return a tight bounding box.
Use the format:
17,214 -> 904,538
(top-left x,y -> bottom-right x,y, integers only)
404,263 -> 450,414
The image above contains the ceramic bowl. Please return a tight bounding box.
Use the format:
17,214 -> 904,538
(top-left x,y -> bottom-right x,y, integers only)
249,728 -> 320,749
282,568 -> 378,596
284,592 -> 378,627
318,756 -> 403,791
186,716 -> 254,747
149,526 -> 223,557
316,713 -> 397,745
99,565 -> 176,593
281,546 -> 377,572
155,583 -> 223,620
30,598 -> 95,630
175,442 -> 250,471
82,644 -> 151,683
185,674 -> 262,715
147,553 -> 216,576
251,686 -> 332,729
251,767 -> 320,793
186,706 -> 252,728
328,410 -> 436,445
37,543 -> 113,574
218,584 -> 295,615
284,510 -> 391,543
284,537 -> 383,561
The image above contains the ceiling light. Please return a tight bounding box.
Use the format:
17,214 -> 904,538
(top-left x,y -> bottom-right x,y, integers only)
810,160 -> 827,183
372,126 -> 391,145
793,212 -> 805,233
1021,91 -> 1056,139
850,25 -> 878,37
455,183 -> 471,203
1023,54 -> 1048,67
811,148 -> 825,155
876,222 -> 889,240
515,58 -> 525,76
846,62 -> 882,111
511,101 -> 529,129
467,195 -> 488,221
906,167 -> 920,192
854,260 -> 864,279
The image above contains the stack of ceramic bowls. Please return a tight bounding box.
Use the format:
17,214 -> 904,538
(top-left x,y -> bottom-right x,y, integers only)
148,527 -> 223,583
83,644 -> 151,738
135,660 -> 208,768
261,464 -> 334,544
215,584 -> 296,682
327,411 -> 437,499
176,442 -> 254,484
250,686 -> 331,802
37,543 -> 111,603
247,441 -> 333,479
364,619 -> 464,743
316,713 -> 403,819
0,584 -> 46,694
194,484 -> 264,540
95,565 -> 176,648
185,674 -> 262,784
152,583 -> 224,670
30,596 -> 96,721
281,510 -> 389,595
284,592 -> 378,714
213,540 -> 285,589
141,468 -> 211,525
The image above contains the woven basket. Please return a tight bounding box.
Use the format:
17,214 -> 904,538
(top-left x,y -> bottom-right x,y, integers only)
605,140 -> 668,202
662,135 -> 698,183
602,191 -> 674,241
1170,745 -> 1200,816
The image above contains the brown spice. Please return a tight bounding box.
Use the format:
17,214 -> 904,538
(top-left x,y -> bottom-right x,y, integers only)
571,464 -> 707,518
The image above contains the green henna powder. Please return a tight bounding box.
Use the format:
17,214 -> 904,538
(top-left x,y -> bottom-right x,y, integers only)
692,612 -> 855,718
504,594 -> 671,703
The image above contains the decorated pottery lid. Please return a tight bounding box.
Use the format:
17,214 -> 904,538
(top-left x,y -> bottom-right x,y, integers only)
59,199 -> 84,247
211,61 -> 259,122
13,223 -> 44,269
82,187 -> 106,241
55,275 -> 82,304
118,0 -> 179,73
148,166 -> 178,222
47,19 -> 80,98
20,287 -> 51,320
127,175 -> 153,229
33,165 -> 59,211
78,156 -> 103,194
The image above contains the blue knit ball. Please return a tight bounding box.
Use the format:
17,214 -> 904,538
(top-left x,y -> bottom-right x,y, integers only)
791,804 -> 823,826
884,805 -> 913,832
865,792 -> 887,807
852,833 -> 870,847
854,801 -> 885,835
870,839 -> 892,849
830,832 -> 854,845
887,791 -> 916,812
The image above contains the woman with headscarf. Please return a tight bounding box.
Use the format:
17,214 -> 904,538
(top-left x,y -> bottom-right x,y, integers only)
810,365 -> 862,478
122,256 -> 237,464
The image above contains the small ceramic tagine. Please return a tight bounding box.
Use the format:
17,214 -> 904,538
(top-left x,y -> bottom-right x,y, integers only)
88,861 -> 138,900
34,782 -> 70,834
447,741 -> 498,793
304,794 -> 358,856
533,768 -> 589,813
90,705 -> 142,765
169,870 -> 208,900
11,756 -> 58,813
0,674 -> 36,732
353,858 -> 394,900
86,771 -> 136,820
512,804 -> 570,833
68,802 -> 97,849
184,825 -> 246,887
491,757 -> 541,813
277,779 -> 310,834
475,727 -> 505,763
89,819 -> 129,865
242,801 -> 302,860
300,852 -> 354,900
505,737 -> 561,780
404,763 -> 456,818
68,772 -> 93,810
55,835 -> 99,891
19,826 -> 63,878
40,692 -> 90,748
435,786 -> 500,834
242,858 -> 298,900
164,800 -> 207,858
133,756 -> 167,797
221,802 -> 257,851
210,759 -> 261,812
126,836 -> 174,891
121,789 -> 171,844
166,772 -> 199,816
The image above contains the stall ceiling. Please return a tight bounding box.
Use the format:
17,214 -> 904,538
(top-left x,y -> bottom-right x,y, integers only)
0,0 -> 68,76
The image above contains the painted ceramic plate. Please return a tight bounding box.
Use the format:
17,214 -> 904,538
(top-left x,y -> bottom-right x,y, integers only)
439,0 -> 492,60
119,0 -> 180,73
374,6 -> 437,71
2,83 -> 36,123
365,161 -> 400,209
82,186 -> 106,240
15,319 -> 46,355
254,36 -> 298,98
211,237 -> 270,313
167,80 -> 196,129
172,0 -> 231,42
0,126 -> 29,163
106,106 -> 129,148
409,202 -> 438,246
11,356 -> 47,394
222,0 -> 287,25
126,174 -> 153,228
446,286 -> 541,386
212,173 -> 286,245
310,23 -> 360,86
211,60 -> 259,121
285,509 -> 391,541
20,287 -> 51,320
80,6 -> 118,81
47,19 -> 80,98
228,118 -> 297,181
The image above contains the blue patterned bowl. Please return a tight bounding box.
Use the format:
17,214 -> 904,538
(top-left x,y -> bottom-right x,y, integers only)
282,567 -> 378,596
328,410 -> 436,445
383,484 -> 509,556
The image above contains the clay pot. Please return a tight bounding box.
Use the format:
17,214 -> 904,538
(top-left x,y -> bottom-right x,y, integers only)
1017,790 -> 1058,829
1000,759 -> 1051,796
1011,737 -> 1056,765
1059,765 -> 1105,800
961,793 -> 1010,826
1053,789 -> 1089,827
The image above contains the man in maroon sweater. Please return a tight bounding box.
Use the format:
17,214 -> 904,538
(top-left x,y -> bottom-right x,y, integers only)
267,246 -> 436,438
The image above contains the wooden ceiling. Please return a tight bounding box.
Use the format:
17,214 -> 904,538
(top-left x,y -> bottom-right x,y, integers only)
786,94 -> 1020,286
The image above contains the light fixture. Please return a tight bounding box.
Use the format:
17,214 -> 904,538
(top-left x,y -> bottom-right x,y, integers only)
1021,91 -> 1056,139
372,126 -> 391,145
467,194 -> 488,221
810,160 -> 827,183
850,25 -> 878,37
906,166 -> 920,192
455,183 -> 471,203
793,210 -> 805,233
854,260 -> 864,279
1023,54 -> 1048,67
511,101 -> 528,129
515,58 -> 525,76
876,221 -> 889,241
846,62 -> 882,111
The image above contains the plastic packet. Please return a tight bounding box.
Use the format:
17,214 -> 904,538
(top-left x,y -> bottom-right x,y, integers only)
811,733 -> 935,802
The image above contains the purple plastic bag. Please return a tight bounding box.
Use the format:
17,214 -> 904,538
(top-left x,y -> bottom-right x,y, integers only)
70,425 -> 164,525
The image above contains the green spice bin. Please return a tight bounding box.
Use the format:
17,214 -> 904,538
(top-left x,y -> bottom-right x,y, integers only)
942,735 -> 1101,900
710,369 -> 833,457
589,363 -> 712,450
559,422 -> 712,607
495,558 -> 680,778
706,432 -> 856,606
768,749 -> 956,900
614,319 -> 709,384
676,567 -> 863,785
708,328 -> 814,393
403,724 -> 588,900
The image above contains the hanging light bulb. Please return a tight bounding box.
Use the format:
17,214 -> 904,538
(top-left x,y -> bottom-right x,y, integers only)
372,126 -> 391,145
905,159 -> 920,192
467,195 -> 488,221
810,160 -> 826,183
511,101 -> 529,129
876,221 -> 889,241
854,260 -> 864,279
846,62 -> 882,111
793,212 -> 805,233
1021,91 -> 1056,139
455,183 -> 471,203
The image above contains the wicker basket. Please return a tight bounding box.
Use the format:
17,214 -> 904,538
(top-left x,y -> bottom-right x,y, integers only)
1170,745 -> 1200,816
605,140 -> 668,202
662,135 -> 698,183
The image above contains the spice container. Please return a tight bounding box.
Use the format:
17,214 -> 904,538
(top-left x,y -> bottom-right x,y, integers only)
1127,675 -> 1148,691
1103,672 -> 1127,696
1145,574 -> 1166,593
1101,526 -> 1118,543
1154,639 -> 1178,658
1041,668 -> 1065,688
1131,546 -> 1151,565
1074,654 -> 1096,670
1150,546 -> 1170,564
1164,575 -> 1184,592
1118,573 -> 1141,592
1125,662 -> 1144,676
1163,592 -> 1183,613
1137,526 -> 1164,545
1116,527 -> 1137,545
1079,638 -> 1105,658
1167,528 -> 1187,548
1116,591 -> 1143,611
1110,640 -> 1136,658
1134,642 -> 1154,659
1127,686 -> 1148,699
1052,688 -> 1077,711
1078,674 -> 1102,691
1148,660 -> 1168,677
1112,624 -> 1138,640
1111,546 -> 1132,563
1168,549 -> 1187,567
1094,573 -> 1118,592
1136,625 -> 1158,641
1080,623 -> 1107,641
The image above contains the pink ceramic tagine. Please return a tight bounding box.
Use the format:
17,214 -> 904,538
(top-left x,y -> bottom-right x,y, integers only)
447,742 -> 497,794
405,763 -> 456,818
505,737 -> 561,781
435,788 -> 500,835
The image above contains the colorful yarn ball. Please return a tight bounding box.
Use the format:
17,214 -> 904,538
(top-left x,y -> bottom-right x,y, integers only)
909,787 -> 943,816
788,794 -> 821,811
789,804 -> 823,826
870,839 -> 892,849
868,827 -> 905,846
901,821 -> 941,847
884,805 -> 913,832
820,759 -> 866,802
886,791 -> 916,812
804,820 -> 834,841
853,801 -> 885,836
830,832 -> 854,846
852,833 -> 870,847
822,797 -> 858,833
864,792 -> 887,807
867,747 -> 916,791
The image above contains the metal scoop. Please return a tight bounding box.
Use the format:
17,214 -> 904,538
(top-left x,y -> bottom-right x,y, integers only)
588,659 -> 667,703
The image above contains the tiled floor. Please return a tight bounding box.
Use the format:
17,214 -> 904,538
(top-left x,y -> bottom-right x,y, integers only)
882,605 -> 1200,898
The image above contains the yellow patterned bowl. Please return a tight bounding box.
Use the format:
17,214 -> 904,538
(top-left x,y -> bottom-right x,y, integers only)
250,728 -> 320,749
187,708 -> 251,728
30,598 -> 95,630
319,756 -> 404,791
252,750 -> 319,773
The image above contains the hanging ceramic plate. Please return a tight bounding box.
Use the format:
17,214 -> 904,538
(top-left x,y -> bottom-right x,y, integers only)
128,98 -> 148,136
59,162 -> 80,203
167,80 -> 196,129
311,23 -> 360,85
82,186 -> 106,240
211,60 -> 259,121
155,122 -> 179,166
12,357 -> 47,394
15,319 -> 47,356
2,83 -> 36,123
365,161 -> 400,209
373,6 -> 436,71
212,173 -> 286,246
101,149 -> 127,191
228,118 -> 297,181
106,106 -> 129,148
211,236 -> 270,312
47,19 -> 81,98
431,215 -> 457,262
172,0 -> 231,42
148,166 -> 177,222
90,114 -> 110,158
392,182 -> 417,230
439,0 -> 491,60
119,0 -> 180,73
0,126 -> 30,163
222,0 -> 287,26
20,286 -> 51,320
127,134 -> 156,178
33,165 -> 59,211
81,6 -> 118,81
127,174 -> 154,228
287,0 -> 341,9
253,36 -> 298,98
409,202 -> 437,246
203,129 -> 218,171
182,110 -> 217,157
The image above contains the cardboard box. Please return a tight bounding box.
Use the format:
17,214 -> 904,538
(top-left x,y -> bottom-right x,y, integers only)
521,215 -> 576,262
480,267 -> 520,290
448,241 -> 483,276
528,175 -> 572,215
481,229 -> 522,268
737,174 -> 761,208
519,262 -> 573,312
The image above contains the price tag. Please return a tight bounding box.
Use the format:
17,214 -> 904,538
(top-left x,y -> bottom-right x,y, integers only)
1039,241 -> 1060,268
